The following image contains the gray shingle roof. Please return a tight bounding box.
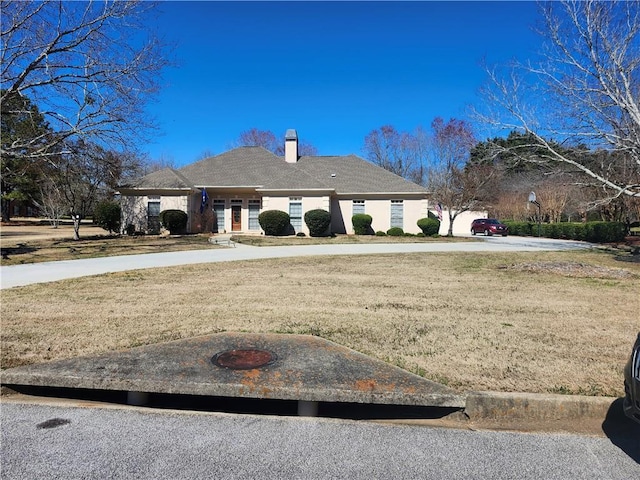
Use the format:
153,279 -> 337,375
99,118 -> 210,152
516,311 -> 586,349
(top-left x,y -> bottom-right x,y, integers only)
127,146 -> 427,195
179,147 -> 286,187
295,155 -> 427,194
127,168 -> 194,189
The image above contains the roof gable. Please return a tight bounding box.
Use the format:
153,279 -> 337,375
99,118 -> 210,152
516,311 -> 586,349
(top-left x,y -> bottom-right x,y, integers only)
179,146 -> 287,187
127,168 -> 194,189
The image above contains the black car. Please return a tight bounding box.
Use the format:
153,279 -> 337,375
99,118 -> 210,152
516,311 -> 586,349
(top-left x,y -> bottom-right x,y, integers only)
623,332 -> 640,424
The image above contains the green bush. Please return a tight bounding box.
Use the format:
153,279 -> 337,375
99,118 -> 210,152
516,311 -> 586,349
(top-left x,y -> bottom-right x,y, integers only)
542,223 -> 561,239
375,230 -> 387,236
387,227 -> 404,236
502,220 -> 626,243
352,213 -> 373,235
93,201 -> 121,234
304,209 -> 331,237
559,223 -> 576,239
258,210 -> 290,236
503,221 -> 534,236
159,209 -> 188,234
584,221 -> 626,243
417,217 -> 440,236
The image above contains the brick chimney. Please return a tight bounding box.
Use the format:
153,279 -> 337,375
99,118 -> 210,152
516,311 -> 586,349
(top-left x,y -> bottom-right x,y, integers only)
285,129 -> 298,163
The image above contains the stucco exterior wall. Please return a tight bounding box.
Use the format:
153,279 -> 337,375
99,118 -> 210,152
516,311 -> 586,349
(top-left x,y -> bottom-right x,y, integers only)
121,189 -> 431,237
435,210 -> 487,236
120,193 -> 191,234
334,197 -> 428,234
262,194 -> 331,236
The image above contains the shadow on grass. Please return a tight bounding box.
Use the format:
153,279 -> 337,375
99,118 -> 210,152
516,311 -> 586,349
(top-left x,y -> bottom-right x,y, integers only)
1,245 -> 37,260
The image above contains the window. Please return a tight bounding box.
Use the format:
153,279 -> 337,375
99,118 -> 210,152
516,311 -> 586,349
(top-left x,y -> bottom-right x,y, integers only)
289,197 -> 302,233
390,200 -> 404,229
147,200 -> 161,234
213,200 -> 225,233
248,200 -> 261,230
352,199 -> 365,215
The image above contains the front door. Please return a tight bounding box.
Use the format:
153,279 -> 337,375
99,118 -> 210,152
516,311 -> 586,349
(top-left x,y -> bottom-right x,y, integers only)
231,205 -> 242,231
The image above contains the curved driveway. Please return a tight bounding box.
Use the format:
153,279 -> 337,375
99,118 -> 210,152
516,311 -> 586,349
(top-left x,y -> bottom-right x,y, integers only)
0,236 -> 591,289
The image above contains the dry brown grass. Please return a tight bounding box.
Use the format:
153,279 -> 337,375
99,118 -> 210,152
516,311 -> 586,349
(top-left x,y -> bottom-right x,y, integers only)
0,230 -> 218,266
2,249 -> 638,396
0,220 -> 465,265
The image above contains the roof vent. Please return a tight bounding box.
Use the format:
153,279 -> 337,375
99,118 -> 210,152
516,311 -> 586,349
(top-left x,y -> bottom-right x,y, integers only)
331,173 -> 336,178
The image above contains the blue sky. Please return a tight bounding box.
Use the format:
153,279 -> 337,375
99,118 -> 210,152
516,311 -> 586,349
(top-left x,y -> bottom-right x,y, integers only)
146,1 -> 541,166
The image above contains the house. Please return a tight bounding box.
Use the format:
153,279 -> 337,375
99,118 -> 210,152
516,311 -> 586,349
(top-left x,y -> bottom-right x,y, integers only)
118,130 -> 432,236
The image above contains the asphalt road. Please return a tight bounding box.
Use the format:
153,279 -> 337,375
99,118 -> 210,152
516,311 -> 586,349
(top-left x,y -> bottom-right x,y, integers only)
0,236 -> 591,289
2,401 -> 638,480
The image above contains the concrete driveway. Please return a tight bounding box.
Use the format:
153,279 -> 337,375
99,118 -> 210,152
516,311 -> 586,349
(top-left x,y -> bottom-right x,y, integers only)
0,236 -> 591,289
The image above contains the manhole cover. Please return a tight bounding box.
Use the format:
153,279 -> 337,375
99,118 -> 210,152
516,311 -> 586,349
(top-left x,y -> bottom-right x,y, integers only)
212,349 -> 276,370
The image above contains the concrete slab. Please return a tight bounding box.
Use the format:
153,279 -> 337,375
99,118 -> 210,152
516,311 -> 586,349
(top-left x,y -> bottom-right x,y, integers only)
1,333 -> 464,408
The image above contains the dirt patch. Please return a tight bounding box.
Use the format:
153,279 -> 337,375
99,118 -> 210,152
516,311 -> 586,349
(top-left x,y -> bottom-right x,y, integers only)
503,261 -> 637,279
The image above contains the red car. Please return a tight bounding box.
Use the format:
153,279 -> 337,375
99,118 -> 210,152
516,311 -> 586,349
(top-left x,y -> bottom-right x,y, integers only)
471,218 -> 508,236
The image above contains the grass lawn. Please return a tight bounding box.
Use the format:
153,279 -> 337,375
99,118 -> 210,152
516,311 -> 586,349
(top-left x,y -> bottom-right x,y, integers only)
2,234 -> 638,396
0,220 -> 467,265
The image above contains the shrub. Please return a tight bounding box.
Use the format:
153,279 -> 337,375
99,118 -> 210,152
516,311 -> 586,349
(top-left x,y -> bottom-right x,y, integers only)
375,230 -> 387,236
93,201 -> 121,234
584,221 -> 626,243
159,209 -> 188,234
502,220 -> 626,243
387,227 -> 404,236
543,223 -> 561,239
304,209 -> 331,237
559,223 -> 575,239
296,232 -> 306,237
417,217 -> 440,236
258,210 -> 290,236
503,221 -> 534,236
352,213 -> 373,235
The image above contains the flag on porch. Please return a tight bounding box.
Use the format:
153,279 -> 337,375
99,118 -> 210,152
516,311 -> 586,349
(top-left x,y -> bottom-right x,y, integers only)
200,188 -> 209,214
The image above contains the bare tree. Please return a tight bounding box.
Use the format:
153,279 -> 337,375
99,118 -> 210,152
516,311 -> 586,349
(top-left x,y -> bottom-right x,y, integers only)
141,153 -> 177,175
0,0 -> 169,162
42,140 -> 138,239
428,118 -> 497,236
34,177 -> 66,228
235,128 -> 319,156
362,125 -> 428,183
478,0 -> 640,203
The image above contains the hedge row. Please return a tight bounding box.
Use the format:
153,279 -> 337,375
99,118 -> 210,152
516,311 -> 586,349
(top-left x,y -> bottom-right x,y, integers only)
503,221 -> 626,243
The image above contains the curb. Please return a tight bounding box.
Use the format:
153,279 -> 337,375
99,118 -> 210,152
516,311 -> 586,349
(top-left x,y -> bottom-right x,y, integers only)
463,391 -> 621,434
